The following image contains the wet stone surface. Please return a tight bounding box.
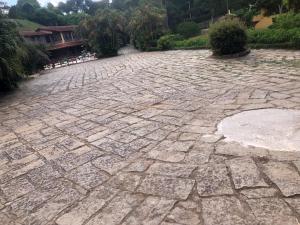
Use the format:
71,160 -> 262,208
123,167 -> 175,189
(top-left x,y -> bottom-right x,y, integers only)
0,49 -> 300,224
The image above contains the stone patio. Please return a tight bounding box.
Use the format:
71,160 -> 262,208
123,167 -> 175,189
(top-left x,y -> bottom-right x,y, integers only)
0,49 -> 300,225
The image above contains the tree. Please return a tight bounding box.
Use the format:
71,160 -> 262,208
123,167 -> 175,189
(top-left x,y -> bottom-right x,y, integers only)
0,19 -> 25,91
86,0 -> 109,15
129,3 -> 167,50
78,9 -> 127,57
33,8 -> 63,26
16,0 -> 40,9
256,0 -> 284,14
63,13 -> 89,25
0,18 -> 50,91
288,0 -> 300,12
8,6 -> 18,18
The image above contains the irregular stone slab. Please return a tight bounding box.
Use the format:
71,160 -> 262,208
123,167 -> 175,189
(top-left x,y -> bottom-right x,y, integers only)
0,177 -> 35,201
293,161 -> 300,172
92,155 -> 129,175
161,222 -> 182,225
166,141 -> 194,152
27,164 -> 60,186
22,187 -> 82,224
106,172 -> 141,191
54,149 -> 104,172
137,175 -> 195,200
56,186 -> 118,225
147,149 -> 186,163
196,163 -> 233,196
216,142 -> 269,157
147,162 -> 196,178
201,134 -> 223,143
107,131 -> 138,144
202,196 -> 257,225
66,163 -> 109,189
268,150 -> 300,161
0,159 -> 45,183
124,158 -> 153,172
217,109 -> 300,152
226,157 -> 268,189
85,192 -> 144,225
262,162 -> 300,197
166,206 -> 201,225
240,188 -> 278,199
10,188 -> 61,217
122,196 -> 175,225
95,139 -> 137,158
247,198 -> 299,225
285,198 -> 300,215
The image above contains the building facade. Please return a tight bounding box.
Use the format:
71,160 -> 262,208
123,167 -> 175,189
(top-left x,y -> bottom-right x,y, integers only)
20,26 -> 84,62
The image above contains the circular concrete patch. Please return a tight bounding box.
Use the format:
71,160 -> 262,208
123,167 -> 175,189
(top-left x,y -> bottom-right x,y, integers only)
217,109 -> 300,152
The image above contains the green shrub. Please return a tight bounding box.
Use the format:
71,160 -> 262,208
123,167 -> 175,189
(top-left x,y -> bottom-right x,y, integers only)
174,35 -> 208,49
157,34 -> 183,50
248,28 -> 300,47
22,43 -> 50,74
78,9 -> 126,57
0,18 -> 50,91
271,13 -> 300,30
209,18 -> 247,55
129,4 -> 167,51
176,21 -> 200,38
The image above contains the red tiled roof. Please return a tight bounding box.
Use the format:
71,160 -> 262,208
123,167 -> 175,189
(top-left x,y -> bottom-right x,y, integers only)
47,40 -> 83,51
20,30 -> 52,37
37,26 -> 77,32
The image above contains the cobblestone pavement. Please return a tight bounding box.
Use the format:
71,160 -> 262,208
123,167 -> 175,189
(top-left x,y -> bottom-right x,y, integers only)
1,49 -> 300,225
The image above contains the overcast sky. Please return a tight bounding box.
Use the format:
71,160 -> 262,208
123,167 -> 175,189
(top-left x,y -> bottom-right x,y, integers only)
7,0 -> 108,6
7,0 -> 62,6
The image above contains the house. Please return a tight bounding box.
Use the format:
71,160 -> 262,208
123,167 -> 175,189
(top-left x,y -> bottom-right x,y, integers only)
0,1 -> 10,15
20,26 -> 84,61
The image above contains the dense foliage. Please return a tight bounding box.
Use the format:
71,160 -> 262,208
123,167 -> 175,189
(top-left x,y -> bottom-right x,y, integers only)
209,18 -> 247,55
271,12 -> 300,29
128,4 -> 167,50
248,13 -> 300,49
176,21 -> 200,38
78,9 -> 127,57
157,34 -> 183,50
0,19 -> 24,91
0,19 -> 49,91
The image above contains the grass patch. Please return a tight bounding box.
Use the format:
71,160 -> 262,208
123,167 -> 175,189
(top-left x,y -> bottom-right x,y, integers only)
173,35 -> 209,49
10,19 -> 42,31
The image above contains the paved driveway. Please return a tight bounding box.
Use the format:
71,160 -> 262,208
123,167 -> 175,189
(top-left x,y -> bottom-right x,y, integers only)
1,49 -> 300,225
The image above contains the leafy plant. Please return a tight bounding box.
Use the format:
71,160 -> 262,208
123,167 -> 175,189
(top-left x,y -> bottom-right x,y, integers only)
0,19 -> 25,91
271,13 -> 300,30
157,34 -> 183,50
0,18 -> 50,91
174,35 -> 209,49
128,4 -> 167,51
209,18 -> 247,55
248,28 -> 300,48
78,9 -> 127,57
176,21 -> 200,38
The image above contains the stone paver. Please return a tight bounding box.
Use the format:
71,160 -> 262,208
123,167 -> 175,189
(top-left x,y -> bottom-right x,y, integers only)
262,161 -> 300,197
202,196 -> 257,225
247,198 -> 299,225
226,157 -> 268,189
0,49 -> 300,224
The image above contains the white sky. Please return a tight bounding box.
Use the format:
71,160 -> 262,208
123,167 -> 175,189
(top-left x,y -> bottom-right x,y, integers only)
7,0 -> 107,7
7,0 -> 62,6
6,0 -> 111,6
